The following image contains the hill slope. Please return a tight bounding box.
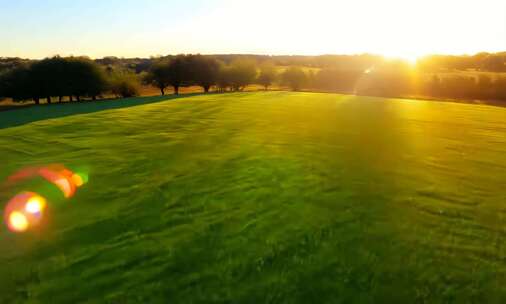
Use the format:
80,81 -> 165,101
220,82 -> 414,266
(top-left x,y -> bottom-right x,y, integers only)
1,92 -> 506,303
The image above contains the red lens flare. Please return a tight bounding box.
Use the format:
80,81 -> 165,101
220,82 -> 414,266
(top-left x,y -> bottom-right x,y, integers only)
4,164 -> 88,199
2,164 -> 89,233
4,192 -> 47,233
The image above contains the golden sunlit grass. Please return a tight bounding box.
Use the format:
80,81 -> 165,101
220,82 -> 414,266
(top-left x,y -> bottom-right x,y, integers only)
0,92 -> 505,302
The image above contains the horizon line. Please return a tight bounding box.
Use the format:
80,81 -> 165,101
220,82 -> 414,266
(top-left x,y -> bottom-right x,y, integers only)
2,51 -> 506,61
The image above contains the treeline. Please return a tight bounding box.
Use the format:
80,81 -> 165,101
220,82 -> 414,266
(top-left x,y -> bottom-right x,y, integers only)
299,61 -> 506,101
97,52 -> 506,72
2,52 -> 505,74
1,54 -> 506,104
0,56 -> 140,103
143,56 -> 314,94
144,54 -> 222,95
417,53 -> 506,72
0,54 -> 275,103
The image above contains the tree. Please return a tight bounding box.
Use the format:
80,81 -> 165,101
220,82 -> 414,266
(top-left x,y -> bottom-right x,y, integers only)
494,77 -> 506,100
0,56 -> 107,104
166,55 -> 191,95
189,55 -> 219,93
0,64 -> 35,103
0,72 -> 5,100
257,63 -> 277,90
65,57 -> 108,101
306,70 -> 316,89
481,55 -> 506,72
145,56 -> 191,95
228,59 -> 257,91
30,56 -> 68,103
438,76 -> 476,99
71,58 -> 107,100
282,67 -> 307,91
145,61 -> 171,95
428,74 -> 442,97
217,65 -> 232,92
476,75 -> 493,99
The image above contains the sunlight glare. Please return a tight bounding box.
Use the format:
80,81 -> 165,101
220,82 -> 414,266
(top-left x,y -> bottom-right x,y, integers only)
383,52 -> 421,65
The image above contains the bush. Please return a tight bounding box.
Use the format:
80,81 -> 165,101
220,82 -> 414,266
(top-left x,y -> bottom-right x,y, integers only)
109,72 -> 140,98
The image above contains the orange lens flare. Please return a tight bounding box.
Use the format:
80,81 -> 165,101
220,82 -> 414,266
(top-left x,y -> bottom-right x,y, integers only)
71,173 -> 84,187
55,177 -> 74,198
39,168 -> 76,198
8,211 -> 29,232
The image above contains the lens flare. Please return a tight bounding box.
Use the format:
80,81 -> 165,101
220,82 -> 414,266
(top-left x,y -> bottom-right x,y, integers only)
8,211 -> 29,232
71,173 -> 85,187
4,192 -> 48,233
39,168 -> 76,198
25,195 -> 47,214
54,177 -> 74,198
3,165 -> 89,233
72,174 -> 83,187
3,164 -> 88,199
6,167 -> 39,184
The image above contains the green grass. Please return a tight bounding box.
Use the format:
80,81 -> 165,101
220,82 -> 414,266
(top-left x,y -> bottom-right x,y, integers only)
1,92 -> 505,303
0,94 -> 200,129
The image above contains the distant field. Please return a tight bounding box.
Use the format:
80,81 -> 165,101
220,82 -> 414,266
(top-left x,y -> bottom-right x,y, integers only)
1,92 -> 506,303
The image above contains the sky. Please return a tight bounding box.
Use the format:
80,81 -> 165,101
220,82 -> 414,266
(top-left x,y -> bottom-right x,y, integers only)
1,0 -> 505,59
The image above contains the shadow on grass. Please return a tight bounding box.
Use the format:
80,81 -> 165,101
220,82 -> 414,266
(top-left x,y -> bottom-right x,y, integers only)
0,93 -> 203,129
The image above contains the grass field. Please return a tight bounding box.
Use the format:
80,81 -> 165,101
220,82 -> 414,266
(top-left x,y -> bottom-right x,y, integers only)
1,92 -> 506,303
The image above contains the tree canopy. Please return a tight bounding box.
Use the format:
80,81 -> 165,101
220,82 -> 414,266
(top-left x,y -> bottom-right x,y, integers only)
257,63 -> 277,90
282,67 -> 307,91
0,56 -> 108,103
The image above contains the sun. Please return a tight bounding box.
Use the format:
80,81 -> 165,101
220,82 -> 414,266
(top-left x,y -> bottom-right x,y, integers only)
401,54 -> 420,65
382,52 -> 422,65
